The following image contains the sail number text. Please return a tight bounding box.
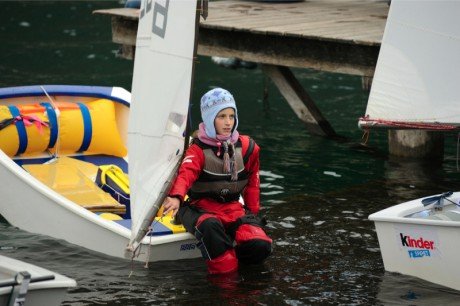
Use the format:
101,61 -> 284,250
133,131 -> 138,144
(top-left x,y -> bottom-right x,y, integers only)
140,0 -> 170,38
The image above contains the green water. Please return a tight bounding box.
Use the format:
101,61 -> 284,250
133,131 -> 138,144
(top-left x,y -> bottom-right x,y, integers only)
1,1 -> 460,305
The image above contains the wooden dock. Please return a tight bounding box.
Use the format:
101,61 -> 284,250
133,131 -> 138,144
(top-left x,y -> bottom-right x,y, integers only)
95,0 -> 389,137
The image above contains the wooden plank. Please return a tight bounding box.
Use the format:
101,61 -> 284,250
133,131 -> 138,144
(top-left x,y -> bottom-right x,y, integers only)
204,4 -> 379,23
210,15 -> 385,45
197,27 -> 378,76
200,0 -> 388,40
111,16 -> 138,46
284,22 -> 385,44
93,8 -> 139,20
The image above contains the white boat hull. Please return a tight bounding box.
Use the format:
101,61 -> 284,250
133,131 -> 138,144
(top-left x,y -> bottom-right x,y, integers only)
0,150 -> 200,262
370,192 -> 460,291
0,255 -> 76,306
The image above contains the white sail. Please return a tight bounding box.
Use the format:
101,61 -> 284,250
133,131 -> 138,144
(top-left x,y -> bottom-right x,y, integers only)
359,0 -> 460,129
128,0 -> 198,249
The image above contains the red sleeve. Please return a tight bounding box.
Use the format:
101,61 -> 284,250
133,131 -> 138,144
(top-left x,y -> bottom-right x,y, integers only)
242,137 -> 261,215
168,143 -> 204,201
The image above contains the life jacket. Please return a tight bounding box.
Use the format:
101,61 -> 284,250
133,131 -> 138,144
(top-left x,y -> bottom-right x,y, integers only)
188,136 -> 255,203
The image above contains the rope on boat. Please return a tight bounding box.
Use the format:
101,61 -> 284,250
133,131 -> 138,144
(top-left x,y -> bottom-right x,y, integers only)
144,226 -> 153,269
422,191 -> 455,211
361,119 -> 460,173
128,216 -> 164,277
359,116 -> 458,130
0,118 -> 16,130
40,85 -> 62,160
361,129 -> 370,145
0,116 -> 48,131
457,132 -> 460,171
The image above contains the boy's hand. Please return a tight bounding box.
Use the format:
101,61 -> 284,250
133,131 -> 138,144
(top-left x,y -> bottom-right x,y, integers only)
162,196 -> 181,217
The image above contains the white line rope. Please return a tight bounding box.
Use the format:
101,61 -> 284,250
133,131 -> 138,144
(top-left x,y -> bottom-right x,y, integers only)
457,132 -> 460,171
40,86 -> 61,161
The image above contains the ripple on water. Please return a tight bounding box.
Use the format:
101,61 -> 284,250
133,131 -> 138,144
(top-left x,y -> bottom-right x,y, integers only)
278,221 -> 296,229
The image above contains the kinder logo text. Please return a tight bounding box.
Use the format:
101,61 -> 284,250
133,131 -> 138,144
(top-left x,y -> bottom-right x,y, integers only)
400,233 -> 435,258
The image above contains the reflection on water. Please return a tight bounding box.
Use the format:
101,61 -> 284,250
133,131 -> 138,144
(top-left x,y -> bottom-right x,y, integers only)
384,156 -> 447,202
1,1 -> 460,305
377,272 -> 460,306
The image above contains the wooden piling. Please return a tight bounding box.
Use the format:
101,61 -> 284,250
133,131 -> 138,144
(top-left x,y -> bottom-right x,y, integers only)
388,130 -> 444,160
262,64 -> 336,137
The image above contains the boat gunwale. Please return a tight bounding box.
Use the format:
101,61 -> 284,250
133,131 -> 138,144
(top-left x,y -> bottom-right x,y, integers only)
369,191 -> 460,227
0,85 -> 131,107
0,255 -> 77,291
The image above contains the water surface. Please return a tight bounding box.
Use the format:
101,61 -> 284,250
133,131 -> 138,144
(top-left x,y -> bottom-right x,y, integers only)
1,2 -> 460,305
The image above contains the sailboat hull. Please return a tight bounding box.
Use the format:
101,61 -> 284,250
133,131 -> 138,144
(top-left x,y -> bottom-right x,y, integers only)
0,255 -> 76,306
370,192 -> 460,291
0,85 -> 200,262
0,157 -> 199,262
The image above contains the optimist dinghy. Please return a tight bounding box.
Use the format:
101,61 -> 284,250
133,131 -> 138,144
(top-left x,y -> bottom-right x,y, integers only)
0,254 -> 76,306
370,192 -> 460,291
359,0 -> 460,290
0,0 -> 204,262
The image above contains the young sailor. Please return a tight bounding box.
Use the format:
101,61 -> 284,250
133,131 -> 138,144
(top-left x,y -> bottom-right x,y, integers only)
162,87 -> 272,274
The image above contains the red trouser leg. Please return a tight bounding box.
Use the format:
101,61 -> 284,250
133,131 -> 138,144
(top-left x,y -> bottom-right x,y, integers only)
195,215 -> 238,274
234,224 -> 272,265
206,248 -> 238,275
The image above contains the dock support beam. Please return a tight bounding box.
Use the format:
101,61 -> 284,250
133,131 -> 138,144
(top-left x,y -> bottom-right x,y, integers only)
388,130 -> 444,160
261,64 -> 337,137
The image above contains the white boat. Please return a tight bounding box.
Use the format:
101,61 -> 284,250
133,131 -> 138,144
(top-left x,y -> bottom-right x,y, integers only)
359,0 -> 460,290
0,255 -> 76,306
370,192 -> 460,291
0,0 -> 204,262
